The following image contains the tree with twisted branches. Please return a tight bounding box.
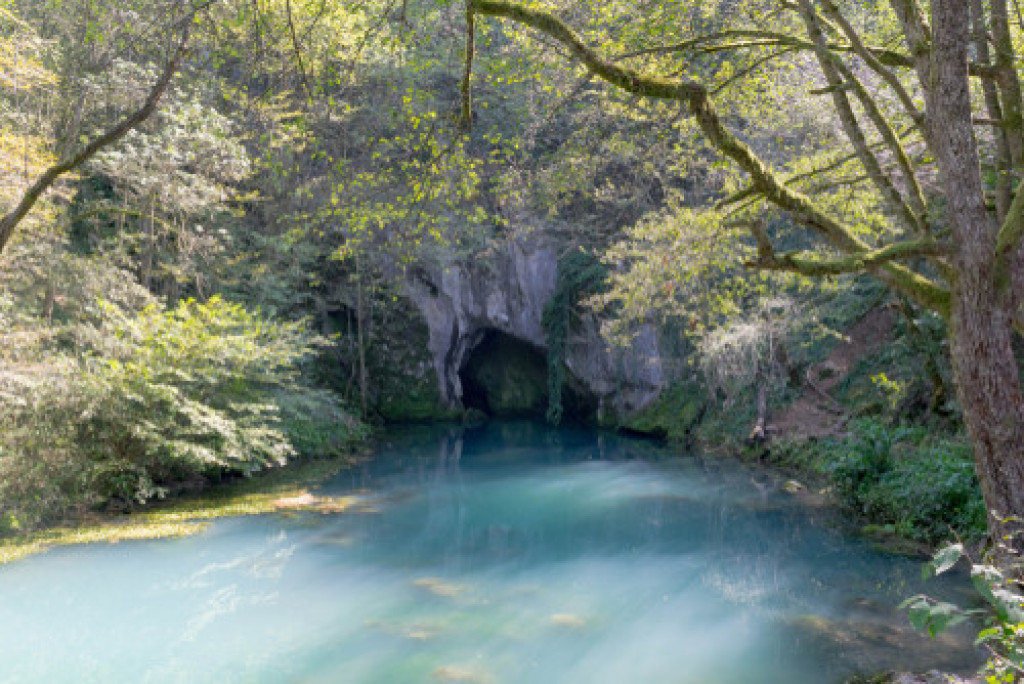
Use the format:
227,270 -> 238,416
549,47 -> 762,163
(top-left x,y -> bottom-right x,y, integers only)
462,0 -> 1024,551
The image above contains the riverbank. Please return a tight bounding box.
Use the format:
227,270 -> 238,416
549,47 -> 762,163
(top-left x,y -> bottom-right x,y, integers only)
621,304 -> 986,556
0,452 -> 364,565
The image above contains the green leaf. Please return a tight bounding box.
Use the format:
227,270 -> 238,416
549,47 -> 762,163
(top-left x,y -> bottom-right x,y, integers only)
923,602 -> 969,637
903,596 -> 932,633
902,596 -> 969,637
923,543 -> 964,579
972,564 -> 1006,615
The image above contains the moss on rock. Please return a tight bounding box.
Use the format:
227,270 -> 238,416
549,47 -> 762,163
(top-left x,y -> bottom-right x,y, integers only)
377,379 -> 462,422
366,297 -> 462,422
620,380 -> 706,442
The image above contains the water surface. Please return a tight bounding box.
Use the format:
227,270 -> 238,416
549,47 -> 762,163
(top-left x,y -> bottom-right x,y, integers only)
0,421 -> 979,682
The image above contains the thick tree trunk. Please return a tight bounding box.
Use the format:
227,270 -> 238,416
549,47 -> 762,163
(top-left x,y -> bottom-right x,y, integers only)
931,0 -> 1024,553
951,279 -> 1024,546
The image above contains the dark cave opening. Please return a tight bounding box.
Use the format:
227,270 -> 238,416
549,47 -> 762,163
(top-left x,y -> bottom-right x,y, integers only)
459,329 -> 597,422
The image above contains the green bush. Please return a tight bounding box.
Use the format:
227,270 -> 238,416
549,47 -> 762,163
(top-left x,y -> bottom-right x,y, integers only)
0,296 -> 365,531
829,420 -> 985,543
275,388 -> 370,456
866,446 -> 986,543
829,420 -> 903,503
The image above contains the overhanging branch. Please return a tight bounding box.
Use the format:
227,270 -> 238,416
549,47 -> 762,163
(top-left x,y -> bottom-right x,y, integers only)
469,0 -> 951,315
745,234 -> 948,277
611,27 -> 998,79
0,22 -> 192,255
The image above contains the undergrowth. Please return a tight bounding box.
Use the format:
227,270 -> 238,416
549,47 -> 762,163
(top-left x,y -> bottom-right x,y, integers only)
0,296 -> 369,536
769,419 -> 986,546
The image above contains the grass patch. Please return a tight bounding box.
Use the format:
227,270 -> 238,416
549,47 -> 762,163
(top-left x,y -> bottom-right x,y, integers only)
0,454 -> 361,566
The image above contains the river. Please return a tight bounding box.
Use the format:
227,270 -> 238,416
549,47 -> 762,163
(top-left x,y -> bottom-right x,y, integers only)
0,421 -> 979,682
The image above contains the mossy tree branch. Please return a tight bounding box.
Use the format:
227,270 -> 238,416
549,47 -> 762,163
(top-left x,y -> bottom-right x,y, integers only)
612,27 -> 998,79
995,178 -> 1024,292
468,0 -> 950,315
717,129 -> 919,210
821,0 -> 924,128
990,0 -> 1024,167
745,228 -> 947,278
468,0 -> 704,101
827,52 -> 928,227
796,0 -> 924,235
970,0 -> 1013,223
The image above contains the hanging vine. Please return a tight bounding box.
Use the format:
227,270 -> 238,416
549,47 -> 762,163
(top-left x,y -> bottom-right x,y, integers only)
542,249 -> 607,424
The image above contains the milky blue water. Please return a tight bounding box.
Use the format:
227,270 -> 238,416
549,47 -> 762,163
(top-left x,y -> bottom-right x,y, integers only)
0,422 -> 978,683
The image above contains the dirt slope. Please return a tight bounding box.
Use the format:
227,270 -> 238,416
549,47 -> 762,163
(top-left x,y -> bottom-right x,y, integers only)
771,307 -> 895,440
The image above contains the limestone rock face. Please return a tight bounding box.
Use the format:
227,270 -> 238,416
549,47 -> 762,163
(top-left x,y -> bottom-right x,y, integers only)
404,232 -> 666,420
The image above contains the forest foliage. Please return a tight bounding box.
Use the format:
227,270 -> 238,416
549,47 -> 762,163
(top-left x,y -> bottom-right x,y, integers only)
0,0 -> 1020,576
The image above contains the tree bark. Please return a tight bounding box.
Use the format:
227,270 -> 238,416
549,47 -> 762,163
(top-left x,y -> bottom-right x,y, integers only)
930,0 -> 1024,552
970,0 -> 1014,224
990,0 -> 1024,167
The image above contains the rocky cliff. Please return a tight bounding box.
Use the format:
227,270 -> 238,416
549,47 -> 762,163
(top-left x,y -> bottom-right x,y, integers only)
404,232 -> 666,422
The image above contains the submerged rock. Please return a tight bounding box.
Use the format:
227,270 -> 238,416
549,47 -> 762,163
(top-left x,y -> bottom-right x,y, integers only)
272,493 -> 320,509
365,619 -> 444,641
413,577 -> 466,598
548,613 -> 587,629
272,491 -> 379,514
787,613 -> 980,677
431,665 -> 494,683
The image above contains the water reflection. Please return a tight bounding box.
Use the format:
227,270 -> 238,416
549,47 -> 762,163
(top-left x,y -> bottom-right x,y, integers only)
0,421 -> 980,683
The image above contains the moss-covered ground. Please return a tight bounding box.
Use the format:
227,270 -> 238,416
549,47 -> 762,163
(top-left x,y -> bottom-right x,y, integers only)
0,454 -> 362,565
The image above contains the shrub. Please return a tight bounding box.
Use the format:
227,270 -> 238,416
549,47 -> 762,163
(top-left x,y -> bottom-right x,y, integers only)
0,296 -> 365,532
866,446 -> 987,543
829,420 -> 986,544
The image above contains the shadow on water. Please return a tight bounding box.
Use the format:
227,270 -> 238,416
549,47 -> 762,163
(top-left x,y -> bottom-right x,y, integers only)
0,421 -> 982,683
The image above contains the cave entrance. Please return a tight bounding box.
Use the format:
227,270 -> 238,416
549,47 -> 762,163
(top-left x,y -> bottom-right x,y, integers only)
459,329 -> 597,422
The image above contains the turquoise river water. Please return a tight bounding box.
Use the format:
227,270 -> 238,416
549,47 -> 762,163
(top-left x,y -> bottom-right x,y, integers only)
0,421 -> 980,683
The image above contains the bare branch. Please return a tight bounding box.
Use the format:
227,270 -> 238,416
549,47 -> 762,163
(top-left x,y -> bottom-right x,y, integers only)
285,0 -> 314,103
0,22 -> 192,255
